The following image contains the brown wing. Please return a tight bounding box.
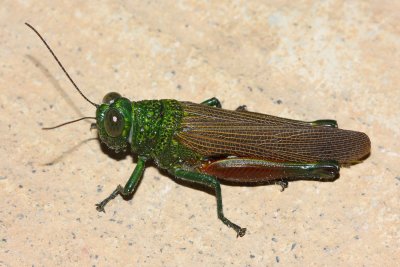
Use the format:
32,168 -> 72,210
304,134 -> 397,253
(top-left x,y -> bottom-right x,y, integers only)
176,102 -> 371,164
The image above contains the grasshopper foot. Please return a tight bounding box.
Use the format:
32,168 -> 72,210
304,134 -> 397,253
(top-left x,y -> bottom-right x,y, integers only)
95,185 -> 124,212
276,180 -> 288,192
95,202 -> 106,212
236,227 -> 247,238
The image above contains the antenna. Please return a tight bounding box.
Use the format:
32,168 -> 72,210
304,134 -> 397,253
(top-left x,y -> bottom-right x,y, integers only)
25,22 -> 99,108
42,116 -> 96,130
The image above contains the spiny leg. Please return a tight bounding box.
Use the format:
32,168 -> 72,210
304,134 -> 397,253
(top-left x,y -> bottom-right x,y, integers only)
173,169 -> 246,237
201,97 -> 222,108
96,157 -> 146,212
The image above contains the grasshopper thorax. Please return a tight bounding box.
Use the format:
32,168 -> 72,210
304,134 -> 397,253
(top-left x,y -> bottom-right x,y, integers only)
96,92 -> 133,153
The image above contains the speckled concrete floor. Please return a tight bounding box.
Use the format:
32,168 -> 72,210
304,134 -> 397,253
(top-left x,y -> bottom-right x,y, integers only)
1,1 -> 399,266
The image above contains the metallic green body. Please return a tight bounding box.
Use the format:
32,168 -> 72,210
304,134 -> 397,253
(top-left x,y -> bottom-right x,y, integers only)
97,98 -> 202,171
94,97 -> 368,237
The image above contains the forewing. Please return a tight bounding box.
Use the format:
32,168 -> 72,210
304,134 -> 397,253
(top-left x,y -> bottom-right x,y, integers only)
177,102 -> 370,164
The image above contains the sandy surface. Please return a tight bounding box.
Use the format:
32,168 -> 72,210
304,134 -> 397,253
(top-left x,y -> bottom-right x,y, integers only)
1,1 -> 399,266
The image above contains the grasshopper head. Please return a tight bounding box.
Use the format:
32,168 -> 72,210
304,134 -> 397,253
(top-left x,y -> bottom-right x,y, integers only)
96,92 -> 133,153
26,23 -> 133,153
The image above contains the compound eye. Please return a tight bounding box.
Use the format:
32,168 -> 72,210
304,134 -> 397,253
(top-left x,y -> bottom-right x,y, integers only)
102,92 -> 121,104
104,108 -> 124,137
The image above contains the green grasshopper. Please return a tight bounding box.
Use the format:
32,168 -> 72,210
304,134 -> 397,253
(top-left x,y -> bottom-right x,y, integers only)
27,23 -> 371,237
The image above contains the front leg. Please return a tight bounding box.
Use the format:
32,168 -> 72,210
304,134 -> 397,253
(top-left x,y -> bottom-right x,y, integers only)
96,156 -> 146,212
172,168 -> 246,237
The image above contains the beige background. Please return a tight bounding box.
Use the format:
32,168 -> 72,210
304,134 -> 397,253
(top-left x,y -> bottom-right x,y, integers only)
1,1 -> 399,266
